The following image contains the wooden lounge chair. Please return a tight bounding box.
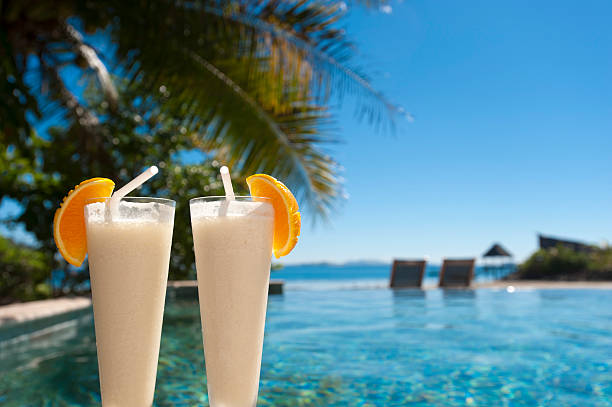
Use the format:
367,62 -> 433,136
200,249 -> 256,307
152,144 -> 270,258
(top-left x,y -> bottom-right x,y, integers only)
438,258 -> 476,288
390,260 -> 427,288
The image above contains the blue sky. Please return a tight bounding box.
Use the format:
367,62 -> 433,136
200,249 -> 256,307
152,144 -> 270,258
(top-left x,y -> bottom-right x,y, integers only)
2,0 -> 611,265
283,0 -> 612,264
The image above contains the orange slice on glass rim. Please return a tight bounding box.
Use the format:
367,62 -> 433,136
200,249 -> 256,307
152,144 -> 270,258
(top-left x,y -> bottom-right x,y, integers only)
53,178 -> 115,266
246,174 -> 301,258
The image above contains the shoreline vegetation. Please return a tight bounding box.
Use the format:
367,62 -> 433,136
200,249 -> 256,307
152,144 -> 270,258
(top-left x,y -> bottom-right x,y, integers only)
0,236 -> 51,305
505,245 -> 612,281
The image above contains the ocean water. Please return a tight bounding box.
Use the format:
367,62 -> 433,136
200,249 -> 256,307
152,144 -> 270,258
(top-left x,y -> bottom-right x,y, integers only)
0,266 -> 610,406
273,263 -> 512,290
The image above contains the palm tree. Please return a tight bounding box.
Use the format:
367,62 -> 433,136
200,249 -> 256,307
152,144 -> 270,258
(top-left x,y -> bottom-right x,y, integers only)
2,0 -> 403,215
1,0 -> 406,285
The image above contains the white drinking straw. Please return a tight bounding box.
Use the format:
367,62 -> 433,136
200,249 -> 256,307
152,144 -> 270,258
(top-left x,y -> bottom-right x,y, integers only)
219,166 -> 235,201
109,165 -> 159,217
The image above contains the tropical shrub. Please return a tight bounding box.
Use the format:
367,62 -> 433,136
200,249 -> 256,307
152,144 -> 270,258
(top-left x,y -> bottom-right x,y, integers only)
0,236 -> 51,304
511,245 -> 612,280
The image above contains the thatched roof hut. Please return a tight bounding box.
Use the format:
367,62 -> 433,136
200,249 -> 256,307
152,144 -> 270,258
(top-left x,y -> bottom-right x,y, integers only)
482,243 -> 514,279
483,243 -> 512,258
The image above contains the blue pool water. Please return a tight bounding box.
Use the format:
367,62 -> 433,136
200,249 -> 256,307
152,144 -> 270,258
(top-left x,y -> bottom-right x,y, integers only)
1,285 -> 610,406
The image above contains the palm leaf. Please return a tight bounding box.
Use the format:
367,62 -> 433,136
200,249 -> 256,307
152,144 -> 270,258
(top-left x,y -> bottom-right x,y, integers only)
3,0 -> 403,219
62,23 -> 118,109
97,0 -> 398,215
198,1 -> 409,123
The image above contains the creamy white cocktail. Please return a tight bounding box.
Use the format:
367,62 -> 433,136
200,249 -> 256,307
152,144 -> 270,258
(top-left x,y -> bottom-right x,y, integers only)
190,197 -> 274,407
85,197 -> 175,407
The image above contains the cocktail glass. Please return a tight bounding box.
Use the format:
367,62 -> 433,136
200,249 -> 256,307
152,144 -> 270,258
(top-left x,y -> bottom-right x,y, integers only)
84,197 -> 175,406
189,196 -> 274,407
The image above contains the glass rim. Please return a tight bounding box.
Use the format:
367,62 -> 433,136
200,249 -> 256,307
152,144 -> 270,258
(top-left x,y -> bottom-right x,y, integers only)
189,196 -> 270,204
84,196 -> 176,206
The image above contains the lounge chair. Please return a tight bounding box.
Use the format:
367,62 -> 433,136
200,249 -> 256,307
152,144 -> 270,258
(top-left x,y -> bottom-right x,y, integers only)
438,258 -> 476,288
389,260 -> 427,288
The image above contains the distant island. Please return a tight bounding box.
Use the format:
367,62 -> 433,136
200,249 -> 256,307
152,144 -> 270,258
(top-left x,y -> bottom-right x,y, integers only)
284,260 -> 390,268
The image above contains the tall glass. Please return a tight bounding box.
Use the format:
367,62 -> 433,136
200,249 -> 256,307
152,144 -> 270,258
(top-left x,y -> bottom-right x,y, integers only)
84,197 -> 175,407
189,196 -> 274,407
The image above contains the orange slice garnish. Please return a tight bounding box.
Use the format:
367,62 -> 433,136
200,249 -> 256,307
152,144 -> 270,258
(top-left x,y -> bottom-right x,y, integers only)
53,178 -> 115,266
246,174 -> 301,258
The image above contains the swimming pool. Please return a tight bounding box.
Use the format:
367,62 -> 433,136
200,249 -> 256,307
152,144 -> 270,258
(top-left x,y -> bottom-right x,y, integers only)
1,288 -> 610,406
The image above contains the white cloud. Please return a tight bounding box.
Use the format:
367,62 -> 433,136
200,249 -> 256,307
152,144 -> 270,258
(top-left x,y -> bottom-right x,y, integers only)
380,5 -> 392,14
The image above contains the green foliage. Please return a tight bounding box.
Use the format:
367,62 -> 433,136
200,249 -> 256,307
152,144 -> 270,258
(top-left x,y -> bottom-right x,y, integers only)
1,0 -> 402,297
513,245 -> 612,281
0,236 -> 51,304
1,0 -> 403,218
3,82 -> 250,281
150,162 -> 248,279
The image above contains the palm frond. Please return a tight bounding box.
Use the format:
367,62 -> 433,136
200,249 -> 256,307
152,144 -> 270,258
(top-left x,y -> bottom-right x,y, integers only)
198,1 -> 409,124
2,0 -> 405,219
38,59 -> 101,132
89,2 -> 341,214
62,23 -> 118,109
94,0 -> 402,215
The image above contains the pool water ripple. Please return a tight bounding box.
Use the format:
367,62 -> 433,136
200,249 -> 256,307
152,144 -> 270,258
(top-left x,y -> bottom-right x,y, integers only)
0,288 -> 610,406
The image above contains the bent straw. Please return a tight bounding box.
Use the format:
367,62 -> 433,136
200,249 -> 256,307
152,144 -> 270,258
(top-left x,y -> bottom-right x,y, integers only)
219,166 -> 235,201
109,165 -> 159,217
